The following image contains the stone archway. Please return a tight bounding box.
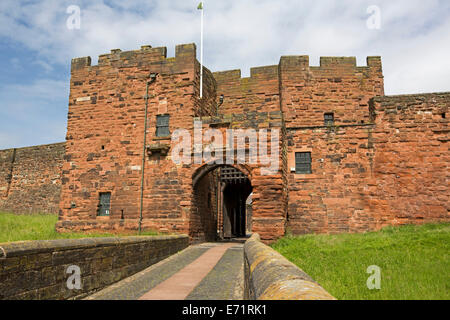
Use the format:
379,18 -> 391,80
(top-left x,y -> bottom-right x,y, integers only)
190,164 -> 253,243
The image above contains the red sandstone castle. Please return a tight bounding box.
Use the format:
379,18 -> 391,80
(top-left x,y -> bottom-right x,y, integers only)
0,43 -> 448,242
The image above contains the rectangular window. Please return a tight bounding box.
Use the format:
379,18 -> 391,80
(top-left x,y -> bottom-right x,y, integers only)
98,192 -> 111,216
324,113 -> 334,126
295,152 -> 312,174
156,114 -> 170,137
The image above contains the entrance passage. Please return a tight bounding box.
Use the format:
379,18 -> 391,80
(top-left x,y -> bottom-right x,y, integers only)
191,165 -> 252,243
221,167 -> 252,239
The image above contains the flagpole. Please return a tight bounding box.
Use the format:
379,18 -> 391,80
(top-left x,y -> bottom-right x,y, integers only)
200,2 -> 204,99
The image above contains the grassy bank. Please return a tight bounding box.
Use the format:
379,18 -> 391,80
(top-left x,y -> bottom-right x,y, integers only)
0,212 -> 159,243
272,223 -> 449,300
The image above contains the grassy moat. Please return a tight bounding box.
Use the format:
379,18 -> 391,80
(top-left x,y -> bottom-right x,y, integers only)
272,223 -> 450,300
0,212 -> 158,243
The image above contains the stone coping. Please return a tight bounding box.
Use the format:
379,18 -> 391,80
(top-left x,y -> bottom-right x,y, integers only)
0,235 -> 188,258
244,233 -> 336,300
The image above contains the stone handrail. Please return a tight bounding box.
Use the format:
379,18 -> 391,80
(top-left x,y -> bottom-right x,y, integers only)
244,233 -> 336,300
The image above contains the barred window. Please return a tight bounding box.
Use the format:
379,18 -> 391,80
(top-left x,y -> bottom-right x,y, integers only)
98,192 -> 111,216
156,114 -> 170,137
324,113 -> 334,126
295,152 -> 312,174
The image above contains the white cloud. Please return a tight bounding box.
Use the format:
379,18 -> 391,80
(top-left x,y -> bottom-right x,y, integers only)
0,0 -> 449,94
0,0 -> 449,149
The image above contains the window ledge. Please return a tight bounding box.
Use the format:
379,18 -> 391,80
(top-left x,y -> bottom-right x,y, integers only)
147,142 -> 170,156
293,173 -> 318,179
152,136 -> 171,141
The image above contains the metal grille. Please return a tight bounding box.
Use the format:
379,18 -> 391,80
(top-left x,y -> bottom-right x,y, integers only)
324,113 -> 334,126
220,167 -> 247,184
156,114 -> 170,137
98,192 -> 111,216
295,152 -> 312,174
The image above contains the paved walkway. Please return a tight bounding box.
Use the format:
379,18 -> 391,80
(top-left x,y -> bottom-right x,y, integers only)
86,243 -> 244,300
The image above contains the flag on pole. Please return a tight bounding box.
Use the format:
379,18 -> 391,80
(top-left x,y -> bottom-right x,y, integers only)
198,2 -> 204,98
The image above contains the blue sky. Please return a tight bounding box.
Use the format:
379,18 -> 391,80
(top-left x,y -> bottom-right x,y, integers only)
0,0 -> 449,149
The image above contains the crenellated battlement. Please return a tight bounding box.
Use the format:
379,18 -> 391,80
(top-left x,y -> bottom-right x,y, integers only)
213,69 -> 242,81
319,56 -> 357,66
213,65 -> 279,84
212,55 -> 382,85
71,43 -> 197,72
97,45 -> 168,66
280,55 -> 382,73
371,92 -> 450,117
250,65 -> 279,78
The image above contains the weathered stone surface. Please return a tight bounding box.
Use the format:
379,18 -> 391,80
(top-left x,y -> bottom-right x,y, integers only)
0,235 -> 188,300
0,143 -> 65,214
243,233 -> 335,300
0,44 -> 448,243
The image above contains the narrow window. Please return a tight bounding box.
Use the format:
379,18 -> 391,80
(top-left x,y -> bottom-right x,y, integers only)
295,152 -> 312,174
156,114 -> 170,137
324,113 -> 334,126
98,192 -> 111,216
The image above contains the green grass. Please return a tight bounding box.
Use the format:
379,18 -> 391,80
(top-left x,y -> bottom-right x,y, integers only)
272,223 -> 450,300
0,212 -> 159,243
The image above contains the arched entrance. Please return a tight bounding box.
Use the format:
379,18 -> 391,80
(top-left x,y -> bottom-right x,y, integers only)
190,164 -> 252,243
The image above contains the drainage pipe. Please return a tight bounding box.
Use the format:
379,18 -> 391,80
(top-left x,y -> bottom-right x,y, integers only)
139,73 -> 157,233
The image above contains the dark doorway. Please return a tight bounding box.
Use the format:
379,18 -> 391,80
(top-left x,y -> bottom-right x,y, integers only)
222,183 -> 251,238
191,165 -> 252,243
219,167 -> 252,240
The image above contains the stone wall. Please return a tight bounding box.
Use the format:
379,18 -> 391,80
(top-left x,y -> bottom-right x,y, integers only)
193,112 -> 287,242
286,92 -> 449,234
58,44 -> 215,237
286,124 -> 377,234
0,234 -> 188,300
0,143 -> 65,214
59,47 -> 288,243
0,148 -> 15,199
369,92 -> 449,226
191,171 -> 218,242
280,56 -> 384,127
243,233 -> 335,300
213,65 -> 281,115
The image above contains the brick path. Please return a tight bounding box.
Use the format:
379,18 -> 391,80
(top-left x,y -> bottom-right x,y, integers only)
86,243 -> 244,300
